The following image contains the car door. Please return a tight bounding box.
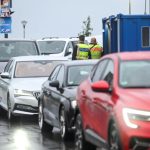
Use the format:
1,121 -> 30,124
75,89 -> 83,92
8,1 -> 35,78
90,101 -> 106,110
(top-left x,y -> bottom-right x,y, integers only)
91,59 -> 114,140
82,59 -> 108,131
48,65 -> 65,127
43,65 -> 61,124
0,59 -> 14,109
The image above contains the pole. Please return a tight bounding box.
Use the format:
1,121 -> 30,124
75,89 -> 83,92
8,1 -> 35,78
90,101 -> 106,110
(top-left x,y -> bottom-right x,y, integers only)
23,25 -> 25,39
129,0 -> 131,14
21,20 -> 27,39
145,0 -> 147,14
149,0 -> 150,14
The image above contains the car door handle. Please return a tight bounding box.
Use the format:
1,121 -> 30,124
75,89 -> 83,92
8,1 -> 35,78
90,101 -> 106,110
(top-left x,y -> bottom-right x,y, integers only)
47,91 -> 51,95
81,90 -> 87,99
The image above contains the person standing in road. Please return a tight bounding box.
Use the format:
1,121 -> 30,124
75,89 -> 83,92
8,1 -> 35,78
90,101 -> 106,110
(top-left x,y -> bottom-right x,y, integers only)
72,35 -> 91,60
89,37 -> 103,59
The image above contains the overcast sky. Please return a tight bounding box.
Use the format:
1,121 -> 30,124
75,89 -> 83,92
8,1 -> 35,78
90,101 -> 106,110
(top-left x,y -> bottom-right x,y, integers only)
0,0 -> 147,39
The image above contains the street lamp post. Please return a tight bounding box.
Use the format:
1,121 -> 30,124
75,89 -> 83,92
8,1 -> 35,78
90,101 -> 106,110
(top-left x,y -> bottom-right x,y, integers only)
21,20 -> 27,39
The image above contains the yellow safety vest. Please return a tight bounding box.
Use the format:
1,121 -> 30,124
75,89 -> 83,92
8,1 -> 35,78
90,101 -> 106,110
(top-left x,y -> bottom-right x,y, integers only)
76,43 -> 90,60
89,44 -> 102,59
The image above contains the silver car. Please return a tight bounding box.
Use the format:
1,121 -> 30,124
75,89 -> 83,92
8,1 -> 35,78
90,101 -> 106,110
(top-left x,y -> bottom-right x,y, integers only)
0,55 -> 67,120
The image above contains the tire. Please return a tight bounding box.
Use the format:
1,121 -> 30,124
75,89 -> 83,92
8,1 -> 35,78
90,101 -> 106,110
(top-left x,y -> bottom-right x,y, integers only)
108,122 -> 121,150
38,100 -> 53,132
59,106 -> 69,140
75,114 -> 96,150
7,94 -> 12,121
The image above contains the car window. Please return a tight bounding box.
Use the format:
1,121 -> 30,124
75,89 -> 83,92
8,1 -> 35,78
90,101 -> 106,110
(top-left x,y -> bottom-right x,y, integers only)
4,59 -> 13,72
0,41 -> 38,61
91,59 -> 108,82
67,65 -> 93,86
56,65 -> 65,86
38,41 -> 66,54
120,60 -> 150,88
14,60 -> 53,78
48,65 -> 61,81
101,60 -> 114,86
65,42 -> 73,56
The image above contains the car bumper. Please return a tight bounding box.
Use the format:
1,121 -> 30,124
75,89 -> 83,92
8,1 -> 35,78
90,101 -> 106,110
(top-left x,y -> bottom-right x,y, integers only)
118,121 -> 150,150
12,96 -> 38,115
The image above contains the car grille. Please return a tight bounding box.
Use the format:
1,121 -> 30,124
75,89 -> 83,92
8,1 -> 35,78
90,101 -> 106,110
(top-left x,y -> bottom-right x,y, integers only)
32,91 -> 40,99
130,137 -> 150,150
14,103 -> 38,113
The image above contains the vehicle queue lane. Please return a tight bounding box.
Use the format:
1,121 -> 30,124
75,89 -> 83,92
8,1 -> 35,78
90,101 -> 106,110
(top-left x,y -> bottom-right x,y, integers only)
0,110 -> 104,150
0,110 -> 75,150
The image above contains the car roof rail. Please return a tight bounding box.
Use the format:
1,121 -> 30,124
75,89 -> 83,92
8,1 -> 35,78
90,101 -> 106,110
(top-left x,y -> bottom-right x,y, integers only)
42,37 -> 59,40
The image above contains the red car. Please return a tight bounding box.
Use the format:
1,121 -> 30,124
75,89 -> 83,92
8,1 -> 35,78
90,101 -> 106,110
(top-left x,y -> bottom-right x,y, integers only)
75,52 -> 150,150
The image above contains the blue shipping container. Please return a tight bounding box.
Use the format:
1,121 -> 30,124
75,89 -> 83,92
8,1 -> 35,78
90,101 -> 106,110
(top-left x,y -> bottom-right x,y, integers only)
103,14 -> 150,55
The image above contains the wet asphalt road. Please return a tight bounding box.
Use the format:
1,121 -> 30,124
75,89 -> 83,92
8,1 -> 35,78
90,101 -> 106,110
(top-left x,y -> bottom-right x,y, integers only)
0,109 -> 76,150
0,110 -> 103,150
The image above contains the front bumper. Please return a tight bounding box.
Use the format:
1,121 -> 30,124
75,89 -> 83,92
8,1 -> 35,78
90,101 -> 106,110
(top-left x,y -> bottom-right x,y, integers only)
11,95 -> 38,115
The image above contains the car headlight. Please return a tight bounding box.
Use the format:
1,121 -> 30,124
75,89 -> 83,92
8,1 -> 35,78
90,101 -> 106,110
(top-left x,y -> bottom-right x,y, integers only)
14,89 -> 33,97
71,100 -> 77,109
123,108 -> 150,129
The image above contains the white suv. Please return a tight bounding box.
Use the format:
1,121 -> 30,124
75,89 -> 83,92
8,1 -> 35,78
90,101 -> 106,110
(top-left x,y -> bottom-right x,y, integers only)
37,37 -> 79,60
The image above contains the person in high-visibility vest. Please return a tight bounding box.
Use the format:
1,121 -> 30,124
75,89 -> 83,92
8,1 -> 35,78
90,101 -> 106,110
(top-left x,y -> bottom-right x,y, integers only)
72,35 -> 91,60
89,37 -> 103,59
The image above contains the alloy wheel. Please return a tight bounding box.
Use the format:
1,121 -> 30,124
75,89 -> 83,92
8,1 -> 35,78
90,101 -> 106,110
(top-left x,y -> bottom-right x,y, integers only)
59,107 -> 68,139
109,123 -> 121,150
7,95 -> 11,120
38,101 -> 43,129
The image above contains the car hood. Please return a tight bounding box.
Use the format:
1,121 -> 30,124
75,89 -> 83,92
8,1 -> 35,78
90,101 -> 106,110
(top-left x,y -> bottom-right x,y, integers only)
0,61 -> 8,73
64,86 -> 77,100
11,77 -> 48,91
118,89 -> 150,110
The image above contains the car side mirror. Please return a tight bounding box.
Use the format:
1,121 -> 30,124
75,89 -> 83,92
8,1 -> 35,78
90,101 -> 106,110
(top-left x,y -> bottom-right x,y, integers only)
0,72 -> 11,79
49,80 -> 59,89
91,80 -> 111,92
65,48 -> 73,56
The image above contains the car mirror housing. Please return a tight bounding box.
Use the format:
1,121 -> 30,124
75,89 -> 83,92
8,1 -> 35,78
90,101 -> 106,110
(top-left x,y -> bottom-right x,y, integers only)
49,80 -> 59,89
0,72 -> 11,79
91,80 -> 110,92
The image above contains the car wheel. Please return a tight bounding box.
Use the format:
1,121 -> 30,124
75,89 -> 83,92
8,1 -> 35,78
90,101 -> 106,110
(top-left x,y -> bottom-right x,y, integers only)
38,100 -> 53,132
75,114 -> 96,150
109,122 -> 121,150
7,94 -> 12,120
59,106 -> 69,140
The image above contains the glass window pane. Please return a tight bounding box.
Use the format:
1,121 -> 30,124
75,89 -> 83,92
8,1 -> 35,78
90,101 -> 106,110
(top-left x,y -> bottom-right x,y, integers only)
142,27 -> 149,47
15,60 -> 53,78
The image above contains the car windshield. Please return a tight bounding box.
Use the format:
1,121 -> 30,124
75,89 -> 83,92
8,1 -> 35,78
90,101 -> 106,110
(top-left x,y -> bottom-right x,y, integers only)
67,65 -> 93,86
15,60 -> 53,78
0,41 -> 38,61
119,60 -> 150,88
38,41 -> 66,54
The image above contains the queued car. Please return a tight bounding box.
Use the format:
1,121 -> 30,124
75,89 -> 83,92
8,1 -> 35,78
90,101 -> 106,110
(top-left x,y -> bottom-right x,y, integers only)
0,39 -> 40,73
36,37 -> 79,60
38,60 -> 97,140
0,55 -> 67,120
75,52 -> 150,150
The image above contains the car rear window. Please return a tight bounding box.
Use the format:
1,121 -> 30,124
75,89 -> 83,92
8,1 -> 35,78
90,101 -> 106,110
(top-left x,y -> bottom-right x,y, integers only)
15,60 -> 53,78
